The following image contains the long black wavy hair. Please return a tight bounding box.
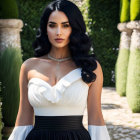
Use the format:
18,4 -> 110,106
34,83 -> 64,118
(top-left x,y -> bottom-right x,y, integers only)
32,0 -> 98,84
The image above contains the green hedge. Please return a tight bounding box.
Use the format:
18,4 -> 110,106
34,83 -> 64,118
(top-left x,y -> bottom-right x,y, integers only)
88,0 -> 120,86
17,0 -> 52,61
0,47 -> 22,126
0,0 -> 18,19
0,98 -> 4,140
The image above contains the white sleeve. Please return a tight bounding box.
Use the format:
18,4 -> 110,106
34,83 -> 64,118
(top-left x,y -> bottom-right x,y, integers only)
88,125 -> 111,140
8,125 -> 34,140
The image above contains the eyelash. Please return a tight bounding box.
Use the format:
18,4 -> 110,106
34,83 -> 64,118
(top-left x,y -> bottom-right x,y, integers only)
49,24 -> 70,28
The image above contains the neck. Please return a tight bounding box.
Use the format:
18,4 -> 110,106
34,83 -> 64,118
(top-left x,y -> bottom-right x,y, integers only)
49,45 -> 71,59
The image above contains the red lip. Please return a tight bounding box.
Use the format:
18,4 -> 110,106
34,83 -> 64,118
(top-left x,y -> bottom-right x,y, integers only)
55,38 -> 64,43
55,38 -> 64,40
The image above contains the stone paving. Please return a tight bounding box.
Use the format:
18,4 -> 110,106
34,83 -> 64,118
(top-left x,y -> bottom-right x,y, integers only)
83,87 -> 140,140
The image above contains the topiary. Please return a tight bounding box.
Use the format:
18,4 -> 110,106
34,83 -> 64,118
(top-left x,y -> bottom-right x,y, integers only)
120,0 -> 130,22
0,47 -> 22,126
130,0 -> 140,21
0,0 -> 18,19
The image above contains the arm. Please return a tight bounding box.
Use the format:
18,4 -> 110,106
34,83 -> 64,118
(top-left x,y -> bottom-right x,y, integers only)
8,60 -> 34,140
87,60 -> 110,140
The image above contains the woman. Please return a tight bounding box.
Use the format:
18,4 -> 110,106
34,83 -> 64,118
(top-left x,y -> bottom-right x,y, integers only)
8,0 -> 110,139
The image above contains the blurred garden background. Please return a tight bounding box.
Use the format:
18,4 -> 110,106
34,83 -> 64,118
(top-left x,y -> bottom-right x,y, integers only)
0,0 -> 140,139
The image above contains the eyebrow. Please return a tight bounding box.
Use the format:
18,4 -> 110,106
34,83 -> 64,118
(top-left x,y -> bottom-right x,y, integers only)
48,21 -> 69,24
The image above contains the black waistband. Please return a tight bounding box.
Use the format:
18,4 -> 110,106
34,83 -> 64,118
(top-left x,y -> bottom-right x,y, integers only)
34,115 -> 84,130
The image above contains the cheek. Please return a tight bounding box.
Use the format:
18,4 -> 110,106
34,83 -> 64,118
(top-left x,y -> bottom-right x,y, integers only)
47,31 -> 55,43
65,29 -> 72,39
47,26 -> 54,36
47,29 -> 54,36
47,31 -> 54,43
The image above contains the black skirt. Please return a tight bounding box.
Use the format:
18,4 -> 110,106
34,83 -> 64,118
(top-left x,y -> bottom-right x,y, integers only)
25,115 -> 91,140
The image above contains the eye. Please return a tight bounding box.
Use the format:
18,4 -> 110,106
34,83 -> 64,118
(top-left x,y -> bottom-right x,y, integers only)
63,24 -> 70,27
49,24 -> 55,27
48,24 -> 70,28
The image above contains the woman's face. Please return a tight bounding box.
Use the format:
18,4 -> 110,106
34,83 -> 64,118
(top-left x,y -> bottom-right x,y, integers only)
47,10 -> 72,48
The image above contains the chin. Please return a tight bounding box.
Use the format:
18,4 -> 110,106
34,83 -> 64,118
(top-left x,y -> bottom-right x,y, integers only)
53,43 -> 68,48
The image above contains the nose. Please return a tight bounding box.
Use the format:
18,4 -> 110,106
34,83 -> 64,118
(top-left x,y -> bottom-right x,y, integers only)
56,26 -> 62,36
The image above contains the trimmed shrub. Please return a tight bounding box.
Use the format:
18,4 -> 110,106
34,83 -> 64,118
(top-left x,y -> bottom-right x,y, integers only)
126,0 -> 140,112
0,47 -> 22,126
120,0 -> 130,22
0,0 -> 18,19
126,49 -> 140,112
115,0 -> 130,96
130,0 -> 140,21
115,48 -> 130,96
0,97 -> 4,140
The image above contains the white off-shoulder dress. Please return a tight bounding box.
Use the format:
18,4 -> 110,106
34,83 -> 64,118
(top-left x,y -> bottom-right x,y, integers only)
8,68 -> 110,140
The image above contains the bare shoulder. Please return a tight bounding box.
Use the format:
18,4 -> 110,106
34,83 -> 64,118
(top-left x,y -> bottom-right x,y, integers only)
23,57 -> 39,65
88,60 -> 103,87
93,60 -> 103,74
93,60 -> 103,81
21,57 -> 39,71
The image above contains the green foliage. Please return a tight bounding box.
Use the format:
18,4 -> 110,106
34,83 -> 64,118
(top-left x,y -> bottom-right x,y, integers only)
115,49 -> 130,96
130,0 -> 140,20
120,0 -> 130,22
126,49 -> 140,113
0,0 -> 18,19
0,47 -> 23,126
88,0 -> 120,86
0,98 -> 4,140
17,0 -> 52,61
73,0 -> 92,34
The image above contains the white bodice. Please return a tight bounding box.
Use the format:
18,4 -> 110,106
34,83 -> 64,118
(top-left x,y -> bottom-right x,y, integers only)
9,68 -> 111,140
28,68 -> 89,116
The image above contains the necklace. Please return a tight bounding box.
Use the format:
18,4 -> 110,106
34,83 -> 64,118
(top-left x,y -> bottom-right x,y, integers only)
47,53 -> 71,62
47,53 -> 72,79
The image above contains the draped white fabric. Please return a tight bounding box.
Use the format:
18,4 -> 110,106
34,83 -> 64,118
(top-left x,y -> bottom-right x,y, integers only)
28,68 -> 89,116
8,125 -> 33,140
88,125 -> 110,140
